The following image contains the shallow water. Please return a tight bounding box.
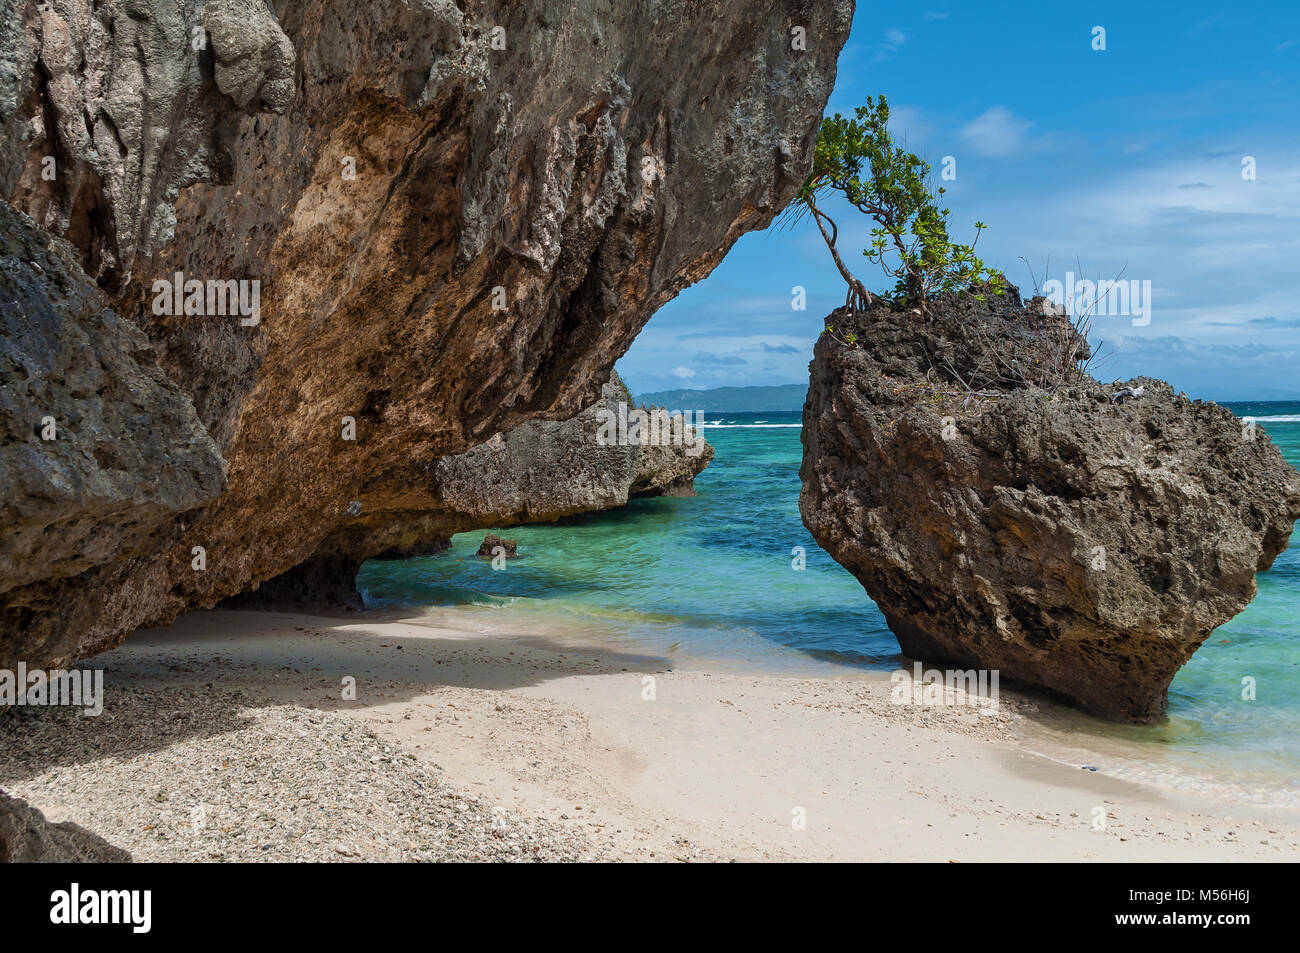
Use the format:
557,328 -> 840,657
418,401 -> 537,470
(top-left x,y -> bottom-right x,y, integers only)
358,401 -> 1300,805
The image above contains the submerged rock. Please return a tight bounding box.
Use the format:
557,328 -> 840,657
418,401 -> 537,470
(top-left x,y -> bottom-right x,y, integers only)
0,1 -> 849,664
477,534 -> 518,559
801,289 -> 1300,722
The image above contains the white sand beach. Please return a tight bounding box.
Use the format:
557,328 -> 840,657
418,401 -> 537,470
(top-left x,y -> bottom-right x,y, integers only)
2,607 -> 1297,862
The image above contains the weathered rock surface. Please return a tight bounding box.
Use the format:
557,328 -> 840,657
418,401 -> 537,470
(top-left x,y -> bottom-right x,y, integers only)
227,373 -> 713,609
801,290 -> 1300,721
0,790 -> 132,862
432,375 -> 713,526
0,202 -> 224,669
1,0 -> 294,288
0,1 -> 850,663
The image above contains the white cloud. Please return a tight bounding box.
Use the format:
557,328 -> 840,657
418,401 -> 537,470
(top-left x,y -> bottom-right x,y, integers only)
671,365 -> 695,379
1078,155 -> 1300,226
1101,334 -> 1300,399
873,27 -> 908,63
1025,152 -> 1300,342
886,105 -> 936,150
959,106 -> 1035,159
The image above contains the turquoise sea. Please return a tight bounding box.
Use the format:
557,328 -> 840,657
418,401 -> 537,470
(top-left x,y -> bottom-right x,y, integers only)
357,401 -> 1300,805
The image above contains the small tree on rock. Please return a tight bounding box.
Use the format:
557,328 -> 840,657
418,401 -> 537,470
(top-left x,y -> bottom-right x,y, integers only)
786,96 -> 1004,318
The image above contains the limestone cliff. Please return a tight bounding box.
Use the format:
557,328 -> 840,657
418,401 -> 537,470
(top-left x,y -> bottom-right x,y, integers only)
0,0 -> 852,666
801,290 -> 1300,722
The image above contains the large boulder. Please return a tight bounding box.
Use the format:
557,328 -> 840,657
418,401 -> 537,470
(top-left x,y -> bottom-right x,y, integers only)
0,0 -> 851,664
801,289 -> 1300,722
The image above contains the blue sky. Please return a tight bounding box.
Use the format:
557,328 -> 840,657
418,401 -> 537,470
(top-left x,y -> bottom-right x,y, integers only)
618,1 -> 1300,401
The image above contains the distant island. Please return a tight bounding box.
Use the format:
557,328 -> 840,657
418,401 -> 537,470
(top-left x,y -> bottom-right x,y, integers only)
632,384 -> 806,412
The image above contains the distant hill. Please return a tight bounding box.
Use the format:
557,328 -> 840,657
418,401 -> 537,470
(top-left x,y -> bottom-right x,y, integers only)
632,384 -> 806,412
628,383 -> 1298,411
